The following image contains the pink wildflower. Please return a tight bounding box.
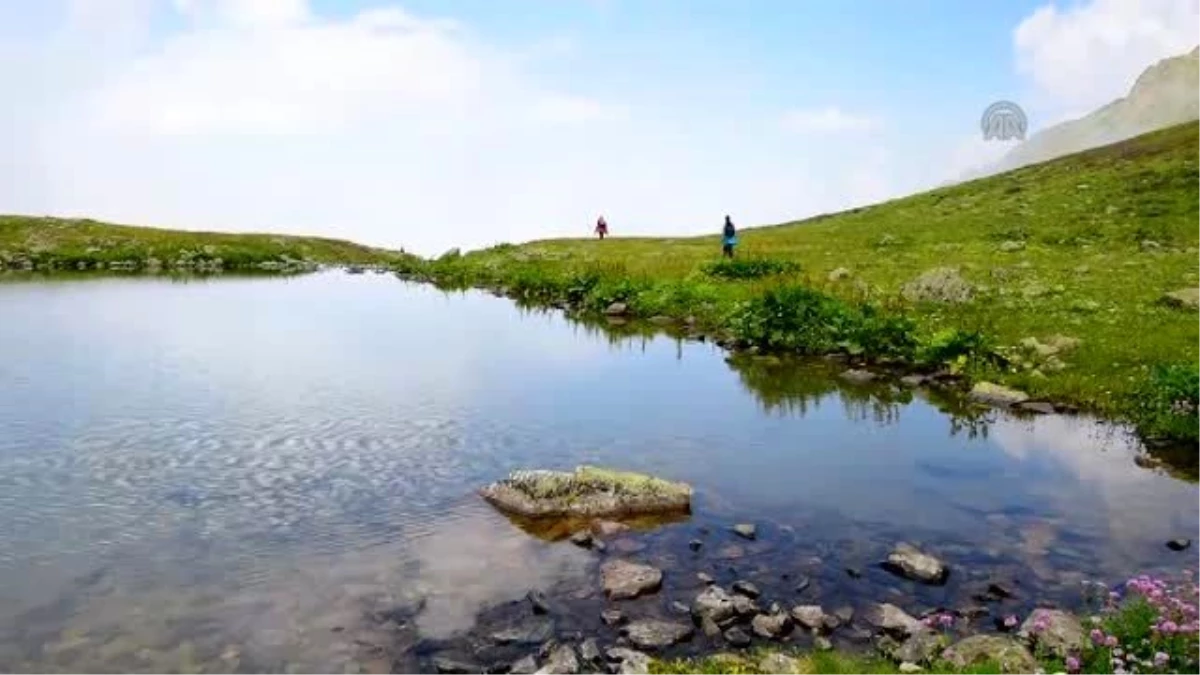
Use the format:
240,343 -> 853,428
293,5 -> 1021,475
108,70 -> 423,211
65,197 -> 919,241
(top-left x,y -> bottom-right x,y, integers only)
1153,652 -> 1169,668
1004,615 -> 1018,628
1157,620 -> 1179,634
1105,635 -> 1119,648
1090,628 -> 1104,644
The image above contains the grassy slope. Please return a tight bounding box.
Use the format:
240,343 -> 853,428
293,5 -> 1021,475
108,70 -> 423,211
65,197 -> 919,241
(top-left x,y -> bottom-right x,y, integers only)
0,215 -> 402,268
403,123 -> 1200,443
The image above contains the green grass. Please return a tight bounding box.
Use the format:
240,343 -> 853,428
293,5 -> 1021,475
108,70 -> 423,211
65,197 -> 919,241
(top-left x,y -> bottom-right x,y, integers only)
396,123 -> 1200,452
0,215 -> 405,271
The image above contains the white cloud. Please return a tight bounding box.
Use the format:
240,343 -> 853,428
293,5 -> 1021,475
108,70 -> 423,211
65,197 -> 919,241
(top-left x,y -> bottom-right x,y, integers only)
530,94 -> 629,124
1014,0 -> 1199,116
781,106 -> 882,134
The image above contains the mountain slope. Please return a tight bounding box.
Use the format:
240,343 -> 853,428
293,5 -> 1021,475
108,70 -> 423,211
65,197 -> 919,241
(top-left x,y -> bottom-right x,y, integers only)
973,46 -> 1198,179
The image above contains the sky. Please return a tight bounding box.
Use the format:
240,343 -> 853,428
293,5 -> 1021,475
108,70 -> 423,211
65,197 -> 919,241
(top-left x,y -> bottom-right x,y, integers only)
1,0 -> 1197,255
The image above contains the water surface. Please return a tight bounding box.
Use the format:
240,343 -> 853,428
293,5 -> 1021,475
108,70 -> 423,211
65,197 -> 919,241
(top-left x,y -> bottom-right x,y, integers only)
0,272 -> 1195,672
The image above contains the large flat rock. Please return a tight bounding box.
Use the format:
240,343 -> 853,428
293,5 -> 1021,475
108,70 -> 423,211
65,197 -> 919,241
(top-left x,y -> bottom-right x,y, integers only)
479,466 -> 692,519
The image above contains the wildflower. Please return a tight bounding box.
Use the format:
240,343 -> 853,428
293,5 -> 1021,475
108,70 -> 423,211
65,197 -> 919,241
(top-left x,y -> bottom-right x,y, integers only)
1105,635 -> 1119,648
1004,615 -> 1019,628
1090,628 -> 1105,644
1157,620 -> 1179,634
938,613 -> 955,628
1066,656 -> 1080,673
1153,652 -> 1169,668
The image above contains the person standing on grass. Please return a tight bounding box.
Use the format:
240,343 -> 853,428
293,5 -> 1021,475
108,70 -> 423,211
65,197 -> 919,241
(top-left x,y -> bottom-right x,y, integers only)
722,215 -> 737,258
595,215 -> 609,240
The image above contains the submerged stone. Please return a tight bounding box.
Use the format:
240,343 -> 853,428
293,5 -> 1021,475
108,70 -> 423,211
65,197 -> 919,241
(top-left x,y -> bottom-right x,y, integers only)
478,466 -> 692,519
882,543 -> 949,585
600,560 -> 663,600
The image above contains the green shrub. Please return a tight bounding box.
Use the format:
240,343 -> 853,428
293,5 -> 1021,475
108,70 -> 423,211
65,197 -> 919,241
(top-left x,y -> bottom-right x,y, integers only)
727,285 -> 918,359
917,328 -> 995,371
701,257 -> 801,280
1130,362 -> 1199,443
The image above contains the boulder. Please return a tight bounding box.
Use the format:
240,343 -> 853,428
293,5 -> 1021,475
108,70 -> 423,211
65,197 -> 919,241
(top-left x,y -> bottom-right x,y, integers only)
732,595 -> 759,618
1017,608 -> 1085,660
491,619 -> 555,645
891,630 -> 945,665
578,639 -> 601,670
604,302 -> 629,316
601,609 -> 626,626
840,369 -> 877,384
731,580 -> 761,598
510,654 -> 539,674
941,635 -> 1037,674
1160,288 -> 1200,310
604,648 -> 650,675
722,627 -> 751,648
600,560 -> 663,600
432,656 -> 480,674
535,644 -> 579,674
479,466 -> 692,518
693,586 -> 736,624
901,267 -> 974,304
751,612 -> 793,639
621,620 -> 693,650
1167,538 -> 1192,551
882,543 -> 949,584
862,603 -> 924,638
968,382 -> 1029,408
790,605 -> 828,631
758,653 -> 800,674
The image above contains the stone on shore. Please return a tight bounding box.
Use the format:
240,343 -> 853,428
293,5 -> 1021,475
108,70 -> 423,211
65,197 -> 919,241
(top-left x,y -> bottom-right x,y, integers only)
968,382 -> 1029,407
883,543 -> 949,585
693,586 -> 737,624
758,653 -> 800,674
862,603 -> 925,638
751,611 -> 793,639
621,620 -> 693,650
723,627 -> 751,648
941,635 -> 1037,674
731,580 -> 761,598
1017,609 -> 1085,660
791,605 -> 828,631
1160,287 -> 1199,310
600,560 -> 663,600
535,644 -> 579,674
479,466 -> 692,519
605,648 -> 650,675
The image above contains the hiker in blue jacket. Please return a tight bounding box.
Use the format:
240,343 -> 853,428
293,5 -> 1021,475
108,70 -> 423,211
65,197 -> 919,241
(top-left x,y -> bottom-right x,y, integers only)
722,215 -> 738,258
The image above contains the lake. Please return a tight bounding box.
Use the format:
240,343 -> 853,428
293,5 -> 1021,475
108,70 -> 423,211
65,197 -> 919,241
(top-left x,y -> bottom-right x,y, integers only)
0,271 -> 1195,672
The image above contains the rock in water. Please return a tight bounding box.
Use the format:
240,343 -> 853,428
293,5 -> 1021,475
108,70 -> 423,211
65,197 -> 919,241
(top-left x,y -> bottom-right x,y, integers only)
751,612 -> 792,639
604,302 -> 629,316
600,609 -> 626,626
882,543 -> 949,585
433,656 -> 480,674
527,590 -> 550,615
941,635 -> 1037,674
491,619 -> 555,645
510,655 -> 539,674
621,620 -> 693,650
1017,609 -> 1085,660
569,531 -> 594,549
578,639 -> 601,669
840,369 -> 877,384
536,644 -> 579,674
732,595 -> 759,618
968,382 -> 1029,408
790,605 -> 828,631
862,603 -> 925,638
479,466 -> 692,518
732,523 -> 757,540
605,648 -> 650,675
1167,538 -> 1192,551
723,627 -> 751,648
731,580 -> 761,598
692,586 -> 737,624
600,560 -> 663,600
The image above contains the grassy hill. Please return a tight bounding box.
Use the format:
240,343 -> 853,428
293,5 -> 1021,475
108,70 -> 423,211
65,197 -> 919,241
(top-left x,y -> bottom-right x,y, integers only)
399,123 -> 1200,450
0,215 -> 402,272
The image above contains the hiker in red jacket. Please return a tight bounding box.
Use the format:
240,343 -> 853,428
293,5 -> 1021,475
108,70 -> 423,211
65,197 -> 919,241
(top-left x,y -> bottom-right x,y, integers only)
595,216 -> 609,240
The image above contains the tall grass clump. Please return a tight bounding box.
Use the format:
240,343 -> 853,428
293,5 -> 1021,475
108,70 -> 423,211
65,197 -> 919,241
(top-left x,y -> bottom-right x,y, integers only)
1130,363 -> 1199,444
701,257 -> 801,280
727,285 -> 914,358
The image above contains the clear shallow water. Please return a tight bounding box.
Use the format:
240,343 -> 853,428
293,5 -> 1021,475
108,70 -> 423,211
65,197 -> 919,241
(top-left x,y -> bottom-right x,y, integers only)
0,272 -> 1195,672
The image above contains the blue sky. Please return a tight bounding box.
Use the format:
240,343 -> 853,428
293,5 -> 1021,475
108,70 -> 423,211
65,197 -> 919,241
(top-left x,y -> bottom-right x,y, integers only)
1,0 -> 1196,254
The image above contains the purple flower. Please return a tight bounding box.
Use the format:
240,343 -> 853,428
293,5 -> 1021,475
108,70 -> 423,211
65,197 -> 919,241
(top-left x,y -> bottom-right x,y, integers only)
938,613 -> 955,627
1004,615 -> 1018,628
1105,635 -> 1119,648
1066,656 -> 1080,673
1153,652 -> 1169,668
1157,620 -> 1179,634
1090,628 -> 1105,644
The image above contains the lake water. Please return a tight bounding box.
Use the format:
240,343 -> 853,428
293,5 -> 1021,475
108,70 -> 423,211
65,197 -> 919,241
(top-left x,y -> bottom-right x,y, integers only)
0,272 -> 1196,673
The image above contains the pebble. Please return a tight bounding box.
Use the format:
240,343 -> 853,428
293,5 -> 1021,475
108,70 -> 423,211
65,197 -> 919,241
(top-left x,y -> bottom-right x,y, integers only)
732,524 -> 757,540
